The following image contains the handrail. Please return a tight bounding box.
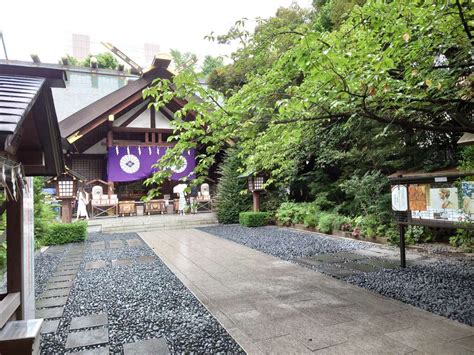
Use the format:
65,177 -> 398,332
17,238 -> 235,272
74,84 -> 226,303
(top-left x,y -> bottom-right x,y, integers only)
0,292 -> 20,328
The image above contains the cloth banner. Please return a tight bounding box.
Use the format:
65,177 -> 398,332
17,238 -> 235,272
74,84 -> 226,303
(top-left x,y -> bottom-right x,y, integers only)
107,146 -> 195,182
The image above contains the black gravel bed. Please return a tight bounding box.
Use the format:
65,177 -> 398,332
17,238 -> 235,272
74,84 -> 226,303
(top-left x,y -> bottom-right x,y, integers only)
35,244 -> 73,297
198,225 -> 369,260
199,225 -> 474,327
38,232 -> 243,354
346,260 -> 474,326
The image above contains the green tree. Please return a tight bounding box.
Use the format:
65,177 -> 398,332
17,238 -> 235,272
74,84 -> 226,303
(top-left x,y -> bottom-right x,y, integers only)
200,55 -> 224,78
215,149 -> 252,223
170,49 -> 198,71
33,177 -> 55,242
81,52 -> 119,69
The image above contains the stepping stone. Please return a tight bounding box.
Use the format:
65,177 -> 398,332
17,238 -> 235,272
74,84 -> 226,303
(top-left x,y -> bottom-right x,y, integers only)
123,338 -> 170,355
318,264 -> 363,278
69,346 -> 110,355
45,280 -> 73,290
90,241 -> 105,250
137,256 -> 155,264
36,296 -> 68,309
70,313 -> 108,330
126,239 -> 143,247
60,263 -> 81,269
85,260 -> 106,270
54,270 -> 77,277
49,275 -> 75,283
63,258 -> 83,263
36,306 -> 64,319
108,240 -> 124,249
41,288 -> 70,298
46,246 -> 66,254
41,319 -> 60,334
339,262 -> 379,273
333,251 -> 368,261
299,254 -> 342,264
65,328 -> 109,349
56,266 -> 79,272
112,259 -> 131,267
295,257 -> 325,268
365,259 -> 399,269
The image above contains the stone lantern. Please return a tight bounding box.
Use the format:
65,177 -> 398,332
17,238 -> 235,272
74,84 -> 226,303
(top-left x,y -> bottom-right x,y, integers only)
247,173 -> 266,212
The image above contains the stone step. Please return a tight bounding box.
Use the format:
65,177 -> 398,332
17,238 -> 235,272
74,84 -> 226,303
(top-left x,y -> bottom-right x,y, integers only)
100,222 -> 218,233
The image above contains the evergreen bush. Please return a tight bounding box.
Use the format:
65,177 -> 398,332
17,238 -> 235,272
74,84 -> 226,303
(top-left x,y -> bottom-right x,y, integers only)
42,222 -> 87,245
239,212 -> 270,227
215,149 -> 252,224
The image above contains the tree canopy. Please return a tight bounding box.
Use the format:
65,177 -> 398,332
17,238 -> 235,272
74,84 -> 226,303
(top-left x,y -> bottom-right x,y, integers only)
143,0 -> 473,199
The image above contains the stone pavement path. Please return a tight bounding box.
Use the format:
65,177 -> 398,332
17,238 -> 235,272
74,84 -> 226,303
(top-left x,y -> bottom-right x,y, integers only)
140,229 -> 474,355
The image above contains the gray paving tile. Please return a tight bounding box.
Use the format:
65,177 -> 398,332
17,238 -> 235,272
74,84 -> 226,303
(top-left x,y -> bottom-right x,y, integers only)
70,313 -> 108,330
312,342 -> 365,354
257,334 -> 313,354
123,338 -> 170,355
126,239 -> 143,247
41,288 -> 70,298
108,240 -> 124,249
138,256 -> 155,264
41,319 -> 60,334
65,328 -> 109,349
301,254 -> 343,264
112,259 -> 131,267
46,246 -> 66,254
316,264 -> 363,278
451,335 -> 474,351
36,306 -> 64,319
69,347 -> 109,355
85,260 -> 106,270
352,334 -> 415,354
36,296 -> 68,308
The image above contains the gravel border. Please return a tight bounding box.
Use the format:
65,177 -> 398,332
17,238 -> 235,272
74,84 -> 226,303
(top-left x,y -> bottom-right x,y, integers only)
199,224 -> 474,326
198,224 -> 370,260
37,232 -> 243,354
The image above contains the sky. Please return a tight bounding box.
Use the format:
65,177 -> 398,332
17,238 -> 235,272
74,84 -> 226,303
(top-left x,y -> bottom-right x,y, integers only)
0,0 -> 312,67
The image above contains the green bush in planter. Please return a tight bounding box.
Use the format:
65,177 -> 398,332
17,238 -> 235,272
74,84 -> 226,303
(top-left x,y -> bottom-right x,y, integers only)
239,212 -> 270,227
42,222 -> 87,245
332,214 -> 350,231
303,212 -> 320,228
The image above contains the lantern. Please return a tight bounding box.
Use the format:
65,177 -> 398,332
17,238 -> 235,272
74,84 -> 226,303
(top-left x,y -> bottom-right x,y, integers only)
247,173 -> 266,212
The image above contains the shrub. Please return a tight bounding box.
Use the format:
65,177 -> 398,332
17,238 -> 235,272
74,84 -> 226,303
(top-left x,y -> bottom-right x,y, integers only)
215,149 -> 252,224
332,214 -> 350,231
449,228 -> 473,252
239,212 -> 270,227
317,213 -> 336,234
0,242 -> 6,269
276,202 -> 319,225
304,212 -> 320,228
42,222 -> 87,245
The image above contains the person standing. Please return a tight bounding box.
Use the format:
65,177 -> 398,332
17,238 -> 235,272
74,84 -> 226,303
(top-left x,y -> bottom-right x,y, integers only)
76,187 -> 89,220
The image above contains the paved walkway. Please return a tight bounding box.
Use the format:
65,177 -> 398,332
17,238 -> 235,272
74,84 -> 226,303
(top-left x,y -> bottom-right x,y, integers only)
140,229 -> 474,355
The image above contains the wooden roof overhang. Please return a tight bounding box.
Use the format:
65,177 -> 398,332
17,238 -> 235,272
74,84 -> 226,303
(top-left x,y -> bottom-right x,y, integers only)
387,168 -> 473,184
0,64 -> 66,176
60,58 -> 195,153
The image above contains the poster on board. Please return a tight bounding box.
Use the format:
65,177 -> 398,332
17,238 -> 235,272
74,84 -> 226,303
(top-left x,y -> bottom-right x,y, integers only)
429,188 -> 459,210
461,182 -> 474,215
408,184 -> 428,211
22,176 -> 35,319
391,185 -> 408,211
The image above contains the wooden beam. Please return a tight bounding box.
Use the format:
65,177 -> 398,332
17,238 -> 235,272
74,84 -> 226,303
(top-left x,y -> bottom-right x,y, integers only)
111,140 -> 173,147
119,104 -> 148,128
150,106 -> 156,128
158,106 -> 174,121
111,127 -> 173,134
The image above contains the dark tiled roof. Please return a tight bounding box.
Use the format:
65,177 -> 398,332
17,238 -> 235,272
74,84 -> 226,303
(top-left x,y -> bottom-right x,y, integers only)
0,75 -> 44,138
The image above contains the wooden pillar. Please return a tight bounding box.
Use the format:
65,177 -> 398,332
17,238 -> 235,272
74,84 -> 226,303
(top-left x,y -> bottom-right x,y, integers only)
158,133 -> 162,143
6,188 -> 22,318
252,191 -> 260,212
60,198 -> 73,223
150,106 -> 156,128
107,115 -> 115,194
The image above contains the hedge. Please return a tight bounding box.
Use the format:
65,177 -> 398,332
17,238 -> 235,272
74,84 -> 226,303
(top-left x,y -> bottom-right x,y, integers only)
42,222 -> 87,245
239,212 -> 270,227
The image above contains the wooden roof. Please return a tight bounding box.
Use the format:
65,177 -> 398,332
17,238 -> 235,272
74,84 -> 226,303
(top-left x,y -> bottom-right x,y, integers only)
0,64 -> 66,176
0,75 -> 44,144
458,132 -> 474,146
59,64 -> 175,143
